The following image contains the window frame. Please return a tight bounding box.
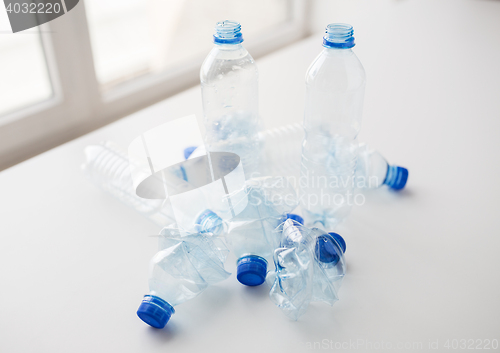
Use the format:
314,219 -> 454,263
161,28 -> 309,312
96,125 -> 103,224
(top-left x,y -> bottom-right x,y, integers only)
0,0 -> 309,170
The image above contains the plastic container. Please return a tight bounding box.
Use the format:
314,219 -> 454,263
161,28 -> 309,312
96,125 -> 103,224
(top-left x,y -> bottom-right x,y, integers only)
268,219 -> 346,320
82,143 -> 179,226
83,143 -> 230,233
300,23 -> 366,229
137,228 -> 230,328
200,20 -> 262,178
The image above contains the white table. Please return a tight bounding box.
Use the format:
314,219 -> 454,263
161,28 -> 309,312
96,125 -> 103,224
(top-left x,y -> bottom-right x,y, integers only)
2,1 -> 500,352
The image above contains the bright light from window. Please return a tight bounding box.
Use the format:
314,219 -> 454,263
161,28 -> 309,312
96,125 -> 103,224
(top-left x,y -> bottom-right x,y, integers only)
0,27 -> 52,117
85,0 -> 290,89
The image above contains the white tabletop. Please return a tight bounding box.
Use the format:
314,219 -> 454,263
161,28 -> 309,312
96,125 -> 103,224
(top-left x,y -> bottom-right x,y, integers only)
2,1 -> 500,352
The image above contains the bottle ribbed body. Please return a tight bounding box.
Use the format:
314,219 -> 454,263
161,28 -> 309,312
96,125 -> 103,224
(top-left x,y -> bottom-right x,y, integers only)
82,143 -> 176,226
300,24 -> 366,229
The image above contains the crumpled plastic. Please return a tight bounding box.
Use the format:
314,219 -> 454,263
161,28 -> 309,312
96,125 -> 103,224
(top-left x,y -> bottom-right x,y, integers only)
157,226 -> 231,286
268,219 -> 346,320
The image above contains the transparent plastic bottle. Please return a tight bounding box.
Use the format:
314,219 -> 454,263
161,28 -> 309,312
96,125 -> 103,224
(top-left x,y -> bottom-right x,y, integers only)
184,124 -> 409,192
137,231 -> 230,329
225,177 -> 299,286
82,143 -> 227,232
200,20 -> 262,178
82,143 -> 178,226
259,125 -> 408,190
300,23 -> 366,229
355,143 -> 408,190
269,219 -> 346,320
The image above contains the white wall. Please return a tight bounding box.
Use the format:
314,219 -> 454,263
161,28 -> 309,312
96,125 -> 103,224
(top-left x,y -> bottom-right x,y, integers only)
309,0 -> 398,33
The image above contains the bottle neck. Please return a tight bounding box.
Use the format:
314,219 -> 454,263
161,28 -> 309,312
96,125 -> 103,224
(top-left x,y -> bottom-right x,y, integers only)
323,47 -> 354,55
214,43 -> 244,50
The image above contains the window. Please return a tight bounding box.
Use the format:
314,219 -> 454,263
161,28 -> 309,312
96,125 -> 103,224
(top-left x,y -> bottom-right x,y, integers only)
0,0 -> 308,170
85,0 -> 292,90
0,28 -> 52,117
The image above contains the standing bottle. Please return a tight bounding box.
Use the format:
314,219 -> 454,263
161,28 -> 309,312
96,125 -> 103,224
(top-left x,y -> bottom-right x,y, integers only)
355,143 -> 409,190
200,20 -> 262,179
300,23 -> 366,229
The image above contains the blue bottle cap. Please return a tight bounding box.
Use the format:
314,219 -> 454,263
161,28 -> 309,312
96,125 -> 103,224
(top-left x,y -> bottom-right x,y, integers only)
315,232 -> 346,265
283,213 -> 304,225
323,23 -> 355,49
213,20 -> 243,44
384,165 -> 409,190
137,295 -> 175,329
236,255 -> 267,286
183,146 -> 198,160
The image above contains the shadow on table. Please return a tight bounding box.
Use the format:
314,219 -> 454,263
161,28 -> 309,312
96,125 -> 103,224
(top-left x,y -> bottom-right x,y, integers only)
145,321 -> 179,343
240,281 -> 270,300
141,285 -> 232,341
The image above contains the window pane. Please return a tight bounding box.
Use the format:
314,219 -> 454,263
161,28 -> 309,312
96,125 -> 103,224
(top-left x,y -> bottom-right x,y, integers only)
85,0 -> 290,89
0,29 -> 53,117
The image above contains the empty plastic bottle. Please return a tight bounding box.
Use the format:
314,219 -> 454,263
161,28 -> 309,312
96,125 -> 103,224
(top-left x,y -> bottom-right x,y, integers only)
269,219 -> 346,320
184,125 -> 408,192
259,125 -> 408,190
137,228 -> 230,328
300,23 -> 366,229
200,20 -> 262,178
83,143 -> 229,233
225,177 -> 299,286
355,143 -> 408,190
82,143 -> 179,226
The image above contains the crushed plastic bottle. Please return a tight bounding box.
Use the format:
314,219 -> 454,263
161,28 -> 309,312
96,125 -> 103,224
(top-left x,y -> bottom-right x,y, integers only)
157,225 -> 230,260
225,177 -> 299,286
137,228 -> 230,328
269,219 -> 346,320
200,20 -> 263,178
300,23 -> 366,229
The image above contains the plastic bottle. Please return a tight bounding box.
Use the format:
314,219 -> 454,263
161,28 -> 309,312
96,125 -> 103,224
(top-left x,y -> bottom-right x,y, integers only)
82,142 -> 227,233
82,143 -> 178,226
137,229 -> 230,328
225,177 -> 299,286
186,124 -> 408,191
355,143 -> 408,190
259,125 -> 408,191
259,126 -> 408,190
200,20 -> 262,178
300,23 -> 366,229
268,219 -> 346,320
